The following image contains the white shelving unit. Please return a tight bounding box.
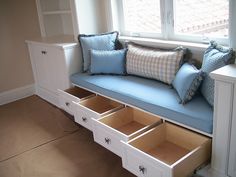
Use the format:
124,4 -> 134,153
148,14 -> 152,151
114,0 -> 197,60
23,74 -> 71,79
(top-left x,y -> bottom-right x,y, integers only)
35,0 -> 102,41
26,0 -> 105,106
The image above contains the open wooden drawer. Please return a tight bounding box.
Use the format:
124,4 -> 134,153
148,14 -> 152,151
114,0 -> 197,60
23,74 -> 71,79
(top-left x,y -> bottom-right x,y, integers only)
121,122 -> 211,177
73,95 -> 124,131
58,87 -> 95,115
92,107 -> 162,157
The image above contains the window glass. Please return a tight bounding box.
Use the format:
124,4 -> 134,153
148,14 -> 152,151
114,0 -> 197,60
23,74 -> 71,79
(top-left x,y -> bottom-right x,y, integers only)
122,0 -> 162,34
174,0 -> 229,38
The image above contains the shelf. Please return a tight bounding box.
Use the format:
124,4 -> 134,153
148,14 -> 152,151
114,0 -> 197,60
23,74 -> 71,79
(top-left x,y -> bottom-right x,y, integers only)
39,0 -> 70,12
42,10 -> 72,15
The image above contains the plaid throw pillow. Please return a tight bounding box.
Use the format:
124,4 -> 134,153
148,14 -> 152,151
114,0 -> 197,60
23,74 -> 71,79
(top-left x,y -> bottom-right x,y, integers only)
126,44 -> 184,84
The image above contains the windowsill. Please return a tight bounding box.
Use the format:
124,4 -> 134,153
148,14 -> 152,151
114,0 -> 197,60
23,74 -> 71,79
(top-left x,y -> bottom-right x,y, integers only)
119,36 -> 209,50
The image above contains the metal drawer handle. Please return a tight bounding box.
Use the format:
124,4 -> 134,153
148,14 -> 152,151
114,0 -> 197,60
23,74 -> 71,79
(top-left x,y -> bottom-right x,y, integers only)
104,137 -> 111,144
65,102 -> 70,107
82,117 -> 87,122
41,51 -> 47,54
139,165 -> 146,174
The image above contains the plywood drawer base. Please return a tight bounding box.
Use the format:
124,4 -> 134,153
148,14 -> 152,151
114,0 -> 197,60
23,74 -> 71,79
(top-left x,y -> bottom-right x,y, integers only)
92,107 -> 162,157
58,86 -> 95,115
73,95 -> 124,130
122,122 -> 211,177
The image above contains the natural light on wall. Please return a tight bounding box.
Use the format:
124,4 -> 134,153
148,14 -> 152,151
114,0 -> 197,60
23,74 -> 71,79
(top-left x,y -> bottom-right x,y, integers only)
174,0 -> 229,38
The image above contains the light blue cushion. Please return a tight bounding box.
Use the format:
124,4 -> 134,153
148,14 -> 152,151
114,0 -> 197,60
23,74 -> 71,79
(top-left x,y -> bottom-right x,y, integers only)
173,63 -> 203,104
78,31 -> 119,72
90,49 -> 127,75
71,73 -> 213,134
201,41 -> 235,106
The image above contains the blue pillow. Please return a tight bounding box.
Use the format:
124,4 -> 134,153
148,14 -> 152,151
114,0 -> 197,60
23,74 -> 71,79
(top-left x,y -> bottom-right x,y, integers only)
173,63 -> 203,104
201,41 -> 235,106
78,31 -> 119,72
90,49 -> 127,75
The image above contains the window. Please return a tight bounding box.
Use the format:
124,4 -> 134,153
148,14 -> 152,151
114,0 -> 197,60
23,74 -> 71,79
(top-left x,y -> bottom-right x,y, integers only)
112,0 -> 230,44
122,0 -> 161,34
174,0 -> 229,38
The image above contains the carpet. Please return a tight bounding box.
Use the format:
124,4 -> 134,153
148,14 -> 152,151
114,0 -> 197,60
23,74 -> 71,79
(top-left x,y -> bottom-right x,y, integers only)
0,95 -> 134,177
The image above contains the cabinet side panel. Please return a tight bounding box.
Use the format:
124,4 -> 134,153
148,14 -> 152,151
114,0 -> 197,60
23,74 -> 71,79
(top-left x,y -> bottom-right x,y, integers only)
228,85 -> 236,177
211,81 -> 234,175
64,46 -> 82,76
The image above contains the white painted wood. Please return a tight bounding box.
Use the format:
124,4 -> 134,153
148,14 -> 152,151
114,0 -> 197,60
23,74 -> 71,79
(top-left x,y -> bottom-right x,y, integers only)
58,89 -> 80,115
0,84 -> 35,106
118,36 -> 206,62
36,86 -> 59,107
121,123 -> 211,177
36,0 -> 74,37
210,81 -> 233,176
92,120 -> 122,156
26,40 -> 80,107
58,87 -> 95,115
25,36 -> 77,49
74,105 -> 94,131
35,0 -> 103,40
73,96 -> 124,130
210,64 -> 236,177
228,85 -> 236,177
72,84 -> 213,137
91,107 -> 162,157
122,143 -> 166,177
210,64 -> 236,83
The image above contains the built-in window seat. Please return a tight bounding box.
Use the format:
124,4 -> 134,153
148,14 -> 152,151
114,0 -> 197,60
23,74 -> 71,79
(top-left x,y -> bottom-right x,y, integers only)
70,72 -> 213,135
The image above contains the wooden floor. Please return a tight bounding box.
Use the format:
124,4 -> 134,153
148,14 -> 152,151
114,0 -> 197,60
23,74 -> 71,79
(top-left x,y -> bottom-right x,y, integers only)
0,95 -> 134,177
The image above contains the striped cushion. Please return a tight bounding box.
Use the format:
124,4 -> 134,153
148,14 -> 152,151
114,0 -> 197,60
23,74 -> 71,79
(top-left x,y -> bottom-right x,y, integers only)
126,44 -> 184,84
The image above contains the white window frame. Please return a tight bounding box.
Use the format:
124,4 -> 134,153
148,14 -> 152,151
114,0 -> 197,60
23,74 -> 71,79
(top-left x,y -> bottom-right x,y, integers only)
109,0 -> 230,45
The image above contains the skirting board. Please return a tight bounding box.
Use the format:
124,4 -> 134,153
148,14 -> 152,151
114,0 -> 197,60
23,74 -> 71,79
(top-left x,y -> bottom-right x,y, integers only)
0,84 -> 35,106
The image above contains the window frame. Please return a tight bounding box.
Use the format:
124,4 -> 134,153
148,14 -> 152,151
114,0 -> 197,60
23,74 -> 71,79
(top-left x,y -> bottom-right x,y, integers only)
117,0 -> 164,39
111,0 -> 230,45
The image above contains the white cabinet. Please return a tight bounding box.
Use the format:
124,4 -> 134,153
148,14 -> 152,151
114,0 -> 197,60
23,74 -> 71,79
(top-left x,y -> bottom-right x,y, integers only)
228,85 -> 236,177
36,0 -> 103,40
26,39 -> 81,106
210,64 -> 236,177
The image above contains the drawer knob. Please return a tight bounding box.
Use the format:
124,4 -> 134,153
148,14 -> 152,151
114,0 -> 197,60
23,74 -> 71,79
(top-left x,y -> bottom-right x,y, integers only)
82,117 -> 87,122
104,137 -> 111,144
139,165 -> 146,174
41,51 -> 47,54
65,102 -> 70,107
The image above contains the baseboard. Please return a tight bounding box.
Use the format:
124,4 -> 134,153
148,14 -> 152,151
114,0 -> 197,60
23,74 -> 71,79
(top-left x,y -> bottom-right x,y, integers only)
0,84 -> 35,105
36,86 -> 59,107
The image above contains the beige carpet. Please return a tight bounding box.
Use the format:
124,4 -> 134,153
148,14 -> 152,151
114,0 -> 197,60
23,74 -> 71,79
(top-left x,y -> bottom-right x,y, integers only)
0,95 -> 134,177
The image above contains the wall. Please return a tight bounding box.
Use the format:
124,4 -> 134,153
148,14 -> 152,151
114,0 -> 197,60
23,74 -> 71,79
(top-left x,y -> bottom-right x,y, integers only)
0,0 -> 41,93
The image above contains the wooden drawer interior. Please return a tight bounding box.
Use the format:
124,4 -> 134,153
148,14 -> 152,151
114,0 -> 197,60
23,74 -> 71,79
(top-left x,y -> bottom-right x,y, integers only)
100,107 -> 162,136
79,95 -> 124,114
129,122 -> 211,166
64,87 -> 95,100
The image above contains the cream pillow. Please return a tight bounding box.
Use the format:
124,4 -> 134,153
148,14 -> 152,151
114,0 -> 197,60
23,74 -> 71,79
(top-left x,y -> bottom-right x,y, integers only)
126,44 -> 185,84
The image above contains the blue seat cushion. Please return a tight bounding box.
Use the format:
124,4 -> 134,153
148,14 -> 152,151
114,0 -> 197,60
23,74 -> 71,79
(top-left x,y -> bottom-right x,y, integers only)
71,73 -> 213,134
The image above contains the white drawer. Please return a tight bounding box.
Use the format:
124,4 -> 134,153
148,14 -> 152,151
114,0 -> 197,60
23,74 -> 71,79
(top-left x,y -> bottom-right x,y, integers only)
92,107 -> 162,157
73,95 -> 124,130
74,106 -> 94,131
123,149 -> 164,177
58,87 -> 95,115
122,122 -> 212,177
93,124 -> 121,156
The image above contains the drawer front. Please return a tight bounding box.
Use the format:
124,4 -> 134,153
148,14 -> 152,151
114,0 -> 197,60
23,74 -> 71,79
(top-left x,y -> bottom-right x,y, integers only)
58,89 -> 80,115
74,107 -> 94,131
93,122 -> 122,157
122,146 -> 165,177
